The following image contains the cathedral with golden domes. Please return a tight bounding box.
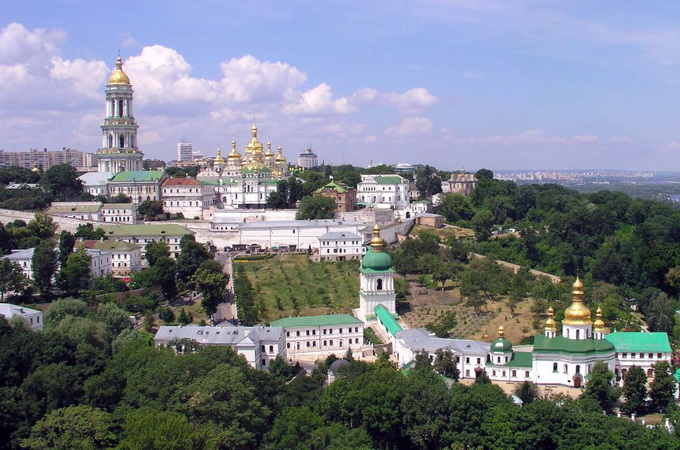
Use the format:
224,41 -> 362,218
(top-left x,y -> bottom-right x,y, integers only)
196,124 -> 289,209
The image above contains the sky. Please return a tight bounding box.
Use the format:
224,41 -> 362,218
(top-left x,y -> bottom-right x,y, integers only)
3,1 -> 680,171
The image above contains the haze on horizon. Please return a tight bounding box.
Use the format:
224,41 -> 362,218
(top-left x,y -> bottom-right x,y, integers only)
2,1 -> 680,172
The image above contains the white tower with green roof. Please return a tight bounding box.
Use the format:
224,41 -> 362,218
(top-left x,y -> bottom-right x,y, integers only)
358,225 -> 396,322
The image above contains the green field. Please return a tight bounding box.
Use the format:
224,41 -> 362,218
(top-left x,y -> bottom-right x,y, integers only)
236,254 -> 360,322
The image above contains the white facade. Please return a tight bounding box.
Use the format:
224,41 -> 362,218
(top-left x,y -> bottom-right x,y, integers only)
2,248 -> 35,280
237,220 -> 367,250
357,174 -> 411,209
394,328 -> 489,372
98,224 -> 194,261
0,304 -> 43,331
161,178 -> 215,219
78,240 -> 142,278
85,249 -> 113,278
318,231 -> 364,261
79,172 -> 113,197
100,203 -> 137,224
270,315 -> 364,358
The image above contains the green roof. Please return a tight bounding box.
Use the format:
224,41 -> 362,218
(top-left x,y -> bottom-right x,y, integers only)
533,334 -> 614,355
46,204 -> 101,213
361,248 -> 393,272
102,203 -> 134,209
490,337 -> 513,353
315,181 -> 348,194
98,224 -> 194,237
271,314 -> 363,328
605,332 -> 671,353
374,305 -> 402,336
373,176 -> 404,185
486,351 -> 533,368
110,171 -> 164,182
199,178 -> 239,186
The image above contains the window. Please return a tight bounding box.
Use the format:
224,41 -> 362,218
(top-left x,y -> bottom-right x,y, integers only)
512,370 -> 516,377
622,353 -> 627,358
376,279 -> 383,290
647,369 -> 653,377
575,329 -> 580,339
269,345 -> 274,353
323,329 -> 327,335
306,330 -> 310,336
286,331 -> 290,337
312,330 -> 316,335
324,340 -> 327,346
330,340 -> 334,346
658,353 -> 663,358
639,353 -> 644,359
502,371 -> 506,377
296,331 -> 300,337
306,342 -> 310,347
262,359 -> 266,366
553,363 -> 558,372
492,370 -> 496,377
576,365 -> 581,374
564,364 -> 568,374
525,371 -> 530,378
648,353 -> 653,359
466,357 -> 470,364
477,358 -> 481,364
286,343 -> 290,349
261,345 -> 265,352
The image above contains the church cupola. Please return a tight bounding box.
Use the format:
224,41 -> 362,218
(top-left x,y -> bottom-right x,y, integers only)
489,325 -> 513,365
593,306 -> 606,340
544,306 -> 557,338
561,277 -> 592,340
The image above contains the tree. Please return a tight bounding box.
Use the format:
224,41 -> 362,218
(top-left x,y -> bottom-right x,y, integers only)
57,230 -> 75,267
44,297 -> 88,328
38,164 -> 83,201
56,246 -> 92,294
415,165 -> 442,199
646,292 -> 675,333
471,209 -> 494,241
31,239 -> 57,295
514,381 -> 540,404
649,361 -> 675,413
582,361 -> 620,413
22,405 -> 117,450
74,223 -> 105,240
145,240 -> 170,266
413,350 -> 433,371
138,200 -> 163,220
433,348 -> 459,380
0,258 -> 27,301
109,193 -> 132,203
176,236 -> 213,286
95,302 -> 132,341
119,408 -> 202,450
296,195 -> 337,220
622,365 -> 647,415
475,168 -> 494,181
441,193 -> 474,223
28,213 -> 58,239
195,264 -> 229,317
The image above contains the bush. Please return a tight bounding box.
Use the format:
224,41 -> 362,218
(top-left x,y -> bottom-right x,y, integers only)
123,294 -> 159,313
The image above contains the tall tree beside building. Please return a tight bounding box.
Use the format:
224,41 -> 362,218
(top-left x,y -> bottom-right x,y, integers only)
622,365 -> 647,415
57,231 -> 75,267
581,361 -> 620,413
0,259 -> 28,301
296,195 -> 337,220
38,164 -> 83,201
649,361 -> 675,413
415,165 -> 442,199
32,240 -> 57,295
56,247 -> 92,295
195,260 -> 229,317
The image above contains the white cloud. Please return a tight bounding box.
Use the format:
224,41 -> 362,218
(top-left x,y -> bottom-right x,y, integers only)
386,117 -> 434,137
283,83 -> 355,115
219,55 -> 306,103
351,87 -> 439,113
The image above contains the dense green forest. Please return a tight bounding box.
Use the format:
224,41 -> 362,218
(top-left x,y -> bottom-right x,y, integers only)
2,312 -> 680,449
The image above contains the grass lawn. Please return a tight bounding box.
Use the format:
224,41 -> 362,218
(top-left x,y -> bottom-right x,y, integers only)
235,254 -> 360,322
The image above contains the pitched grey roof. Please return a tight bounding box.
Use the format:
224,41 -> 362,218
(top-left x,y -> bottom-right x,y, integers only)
318,231 -> 361,240
154,325 -> 282,347
0,303 -> 41,319
240,220 -> 365,230
395,328 -> 490,354
3,248 -> 35,261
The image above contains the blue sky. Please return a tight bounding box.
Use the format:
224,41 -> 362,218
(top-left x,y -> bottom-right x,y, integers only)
3,1 -> 680,171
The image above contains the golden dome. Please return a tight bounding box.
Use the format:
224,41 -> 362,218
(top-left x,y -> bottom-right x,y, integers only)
31,164 -> 40,173
108,56 -> 131,85
245,124 -> 263,154
562,277 -> 592,326
214,148 -> 225,166
370,224 -> 386,251
264,142 -> 275,160
227,140 -> 241,161
593,306 -> 605,331
544,306 -> 557,331
275,146 -> 286,164
498,325 -> 505,338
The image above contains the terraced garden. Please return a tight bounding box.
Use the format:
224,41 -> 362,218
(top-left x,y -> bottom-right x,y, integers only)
235,254 -> 360,322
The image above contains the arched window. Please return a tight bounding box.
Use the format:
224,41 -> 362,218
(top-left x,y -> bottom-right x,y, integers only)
553,362 -> 558,372
376,279 -> 383,290
576,329 -> 580,339
119,135 -> 125,147
576,365 -> 581,374
512,370 -> 517,377
108,134 -> 113,147
118,99 -> 124,117
564,364 -> 568,373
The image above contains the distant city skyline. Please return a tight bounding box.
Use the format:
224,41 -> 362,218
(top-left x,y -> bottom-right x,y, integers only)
3,2 -> 680,171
